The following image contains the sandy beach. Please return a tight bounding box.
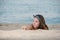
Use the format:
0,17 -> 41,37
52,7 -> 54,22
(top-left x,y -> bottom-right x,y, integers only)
0,0 -> 60,40
0,23 -> 60,40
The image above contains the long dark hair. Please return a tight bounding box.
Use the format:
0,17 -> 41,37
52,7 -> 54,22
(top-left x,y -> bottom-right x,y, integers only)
33,14 -> 48,30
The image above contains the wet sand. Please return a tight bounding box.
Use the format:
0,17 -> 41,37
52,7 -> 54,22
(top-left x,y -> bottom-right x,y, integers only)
0,23 -> 60,40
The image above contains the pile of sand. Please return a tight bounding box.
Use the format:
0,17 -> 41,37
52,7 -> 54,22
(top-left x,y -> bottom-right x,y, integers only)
0,29 -> 60,40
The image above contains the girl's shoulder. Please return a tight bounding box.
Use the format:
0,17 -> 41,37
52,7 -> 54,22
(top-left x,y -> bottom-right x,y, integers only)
21,24 -> 33,30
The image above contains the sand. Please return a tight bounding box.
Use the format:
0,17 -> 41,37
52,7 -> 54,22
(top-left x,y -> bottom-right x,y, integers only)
0,23 -> 60,40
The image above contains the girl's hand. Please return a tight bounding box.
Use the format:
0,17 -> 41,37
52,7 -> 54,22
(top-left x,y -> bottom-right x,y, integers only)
21,25 -> 27,30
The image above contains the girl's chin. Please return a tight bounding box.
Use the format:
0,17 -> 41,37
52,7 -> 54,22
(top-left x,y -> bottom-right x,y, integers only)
33,26 -> 36,28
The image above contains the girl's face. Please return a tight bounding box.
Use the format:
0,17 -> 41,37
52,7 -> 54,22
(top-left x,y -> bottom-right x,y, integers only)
33,17 -> 40,29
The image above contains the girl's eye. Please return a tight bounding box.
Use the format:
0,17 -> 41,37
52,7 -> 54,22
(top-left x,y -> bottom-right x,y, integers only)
35,21 -> 38,23
35,21 -> 37,22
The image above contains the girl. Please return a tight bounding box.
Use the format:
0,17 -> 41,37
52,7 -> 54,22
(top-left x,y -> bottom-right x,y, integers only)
21,14 -> 48,30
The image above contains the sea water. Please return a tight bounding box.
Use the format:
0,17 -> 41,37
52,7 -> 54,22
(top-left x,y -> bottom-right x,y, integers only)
0,0 -> 60,24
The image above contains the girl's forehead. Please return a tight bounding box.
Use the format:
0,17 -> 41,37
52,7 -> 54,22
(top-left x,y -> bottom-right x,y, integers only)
34,17 -> 40,21
34,16 -> 40,21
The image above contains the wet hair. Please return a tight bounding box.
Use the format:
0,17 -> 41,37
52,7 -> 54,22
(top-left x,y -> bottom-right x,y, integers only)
33,14 -> 48,30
